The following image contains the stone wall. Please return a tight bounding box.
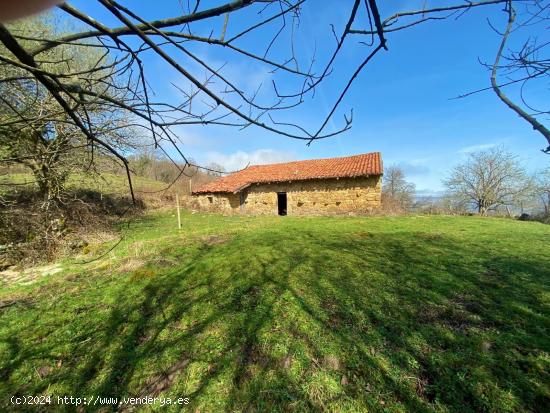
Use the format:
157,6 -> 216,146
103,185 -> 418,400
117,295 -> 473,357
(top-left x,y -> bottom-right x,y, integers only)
194,193 -> 240,213
194,176 -> 381,215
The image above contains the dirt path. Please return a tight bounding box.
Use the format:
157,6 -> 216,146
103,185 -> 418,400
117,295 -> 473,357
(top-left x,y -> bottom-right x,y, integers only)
0,264 -> 62,286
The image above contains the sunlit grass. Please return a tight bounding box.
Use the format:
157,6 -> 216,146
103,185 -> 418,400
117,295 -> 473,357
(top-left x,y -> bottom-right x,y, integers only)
1,212 -> 549,412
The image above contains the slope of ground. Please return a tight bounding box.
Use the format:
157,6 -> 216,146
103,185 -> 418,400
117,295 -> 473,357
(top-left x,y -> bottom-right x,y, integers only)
0,172 -> 167,197
0,213 -> 549,412
0,172 -> 175,265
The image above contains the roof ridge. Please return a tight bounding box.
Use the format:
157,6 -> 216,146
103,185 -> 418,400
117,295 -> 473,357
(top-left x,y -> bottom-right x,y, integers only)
193,151 -> 382,194
244,151 -> 380,169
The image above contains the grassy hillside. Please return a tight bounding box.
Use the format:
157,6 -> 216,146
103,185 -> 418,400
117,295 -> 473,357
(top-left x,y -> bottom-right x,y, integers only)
0,213 -> 549,412
0,172 -> 167,197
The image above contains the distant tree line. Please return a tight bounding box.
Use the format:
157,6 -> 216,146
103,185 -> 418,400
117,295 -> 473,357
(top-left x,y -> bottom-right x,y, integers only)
128,149 -> 221,195
384,147 -> 550,220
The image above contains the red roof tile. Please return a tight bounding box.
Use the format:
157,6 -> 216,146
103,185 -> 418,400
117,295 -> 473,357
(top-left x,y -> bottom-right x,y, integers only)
193,152 -> 382,194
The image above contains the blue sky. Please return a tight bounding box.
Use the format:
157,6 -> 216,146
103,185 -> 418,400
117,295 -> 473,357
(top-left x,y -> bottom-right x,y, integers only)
66,1 -> 549,194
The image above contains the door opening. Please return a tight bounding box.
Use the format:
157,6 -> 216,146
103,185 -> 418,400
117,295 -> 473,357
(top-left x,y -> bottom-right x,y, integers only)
277,192 -> 287,216
239,192 -> 245,213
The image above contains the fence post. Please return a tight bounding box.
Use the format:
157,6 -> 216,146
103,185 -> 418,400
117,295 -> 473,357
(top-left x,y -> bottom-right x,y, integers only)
176,193 -> 182,230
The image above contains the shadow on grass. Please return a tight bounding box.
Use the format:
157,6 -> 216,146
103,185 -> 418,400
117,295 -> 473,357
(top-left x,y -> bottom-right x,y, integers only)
0,226 -> 549,412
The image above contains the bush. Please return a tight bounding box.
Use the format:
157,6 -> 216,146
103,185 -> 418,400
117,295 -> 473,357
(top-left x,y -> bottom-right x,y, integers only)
519,212 -> 550,224
0,189 -> 145,266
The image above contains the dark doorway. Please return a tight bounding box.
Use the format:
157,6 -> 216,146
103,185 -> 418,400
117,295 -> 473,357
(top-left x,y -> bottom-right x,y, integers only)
277,192 -> 287,216
239,192 -> 245,213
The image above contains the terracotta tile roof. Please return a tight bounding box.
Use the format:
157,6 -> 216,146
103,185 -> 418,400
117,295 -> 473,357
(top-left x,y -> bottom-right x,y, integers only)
192,152 -> 382,194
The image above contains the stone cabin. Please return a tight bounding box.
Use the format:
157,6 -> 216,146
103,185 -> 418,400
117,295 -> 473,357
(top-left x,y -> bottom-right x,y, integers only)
192,152 -> 383,216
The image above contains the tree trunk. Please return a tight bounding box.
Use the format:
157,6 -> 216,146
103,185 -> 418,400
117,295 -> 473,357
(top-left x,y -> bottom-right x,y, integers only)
478,202 -> 487,216
32,164 -> 66,208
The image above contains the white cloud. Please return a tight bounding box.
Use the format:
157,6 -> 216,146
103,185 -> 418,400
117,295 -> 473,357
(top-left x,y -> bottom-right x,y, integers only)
204,149 -> 295,171
170,127 -> 209,148
457,143 -> 498,154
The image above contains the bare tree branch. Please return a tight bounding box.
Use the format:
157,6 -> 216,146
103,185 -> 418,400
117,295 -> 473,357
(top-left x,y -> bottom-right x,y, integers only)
490,1 -> 550,153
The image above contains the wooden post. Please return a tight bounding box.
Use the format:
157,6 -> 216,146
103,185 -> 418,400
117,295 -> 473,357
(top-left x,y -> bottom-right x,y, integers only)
176,193 -> 182,230
189,178 -> 192,195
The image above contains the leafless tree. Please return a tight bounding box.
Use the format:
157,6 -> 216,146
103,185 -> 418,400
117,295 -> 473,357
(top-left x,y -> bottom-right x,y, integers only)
444,147 -> 532,214
0,17 -> 144,207
0,0 -> 535,204
382,166 -> 416,211
534,167 -> 550,214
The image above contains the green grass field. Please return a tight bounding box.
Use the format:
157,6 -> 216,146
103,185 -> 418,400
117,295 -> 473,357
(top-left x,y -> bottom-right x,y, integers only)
0,212 -> 549,412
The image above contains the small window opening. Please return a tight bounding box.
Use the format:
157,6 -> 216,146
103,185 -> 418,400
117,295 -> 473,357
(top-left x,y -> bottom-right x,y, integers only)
207,196 -> 213,204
